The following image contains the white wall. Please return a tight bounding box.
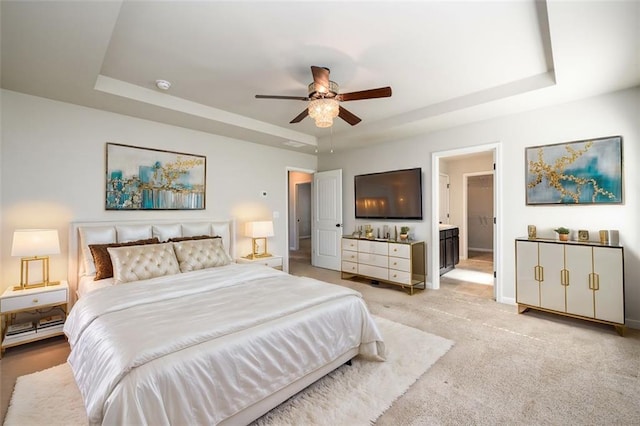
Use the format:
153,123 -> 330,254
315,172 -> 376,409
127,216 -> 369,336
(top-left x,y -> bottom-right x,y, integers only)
320,87 -> 640,328
0,90 -> 317,291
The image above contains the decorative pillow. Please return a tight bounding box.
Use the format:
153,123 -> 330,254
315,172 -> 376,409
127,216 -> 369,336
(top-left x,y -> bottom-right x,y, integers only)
89,238 -> 160,281
152,224 -> 182,242
181,223 -> 211,237
168,235 -> 219,242
79,226 -> 117,276
116,225 -> 152,243
108,242 -> 180,285
173,238 -> 232,272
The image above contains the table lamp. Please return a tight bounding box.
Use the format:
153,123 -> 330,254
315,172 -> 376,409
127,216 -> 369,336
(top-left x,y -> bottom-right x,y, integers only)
244,221 -> 274,259
11,229 -> 61,290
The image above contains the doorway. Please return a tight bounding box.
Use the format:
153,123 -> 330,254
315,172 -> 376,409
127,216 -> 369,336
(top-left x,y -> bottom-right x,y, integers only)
288,170 -> 313,267
431,144 -> 502,302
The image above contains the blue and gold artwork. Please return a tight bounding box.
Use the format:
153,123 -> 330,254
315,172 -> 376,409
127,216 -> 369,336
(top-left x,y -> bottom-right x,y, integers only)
526,136 -> 622,205
106,143 -> 206,210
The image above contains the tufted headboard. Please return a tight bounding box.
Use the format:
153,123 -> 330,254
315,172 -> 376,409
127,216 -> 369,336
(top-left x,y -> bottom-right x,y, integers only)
68,219 -> 235,304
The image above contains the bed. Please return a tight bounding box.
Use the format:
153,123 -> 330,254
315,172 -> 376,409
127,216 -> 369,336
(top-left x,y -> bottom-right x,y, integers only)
64,219 -> 385,425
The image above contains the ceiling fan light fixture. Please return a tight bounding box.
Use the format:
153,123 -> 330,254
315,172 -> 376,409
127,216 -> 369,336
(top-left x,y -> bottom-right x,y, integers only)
308,98 -> 339,128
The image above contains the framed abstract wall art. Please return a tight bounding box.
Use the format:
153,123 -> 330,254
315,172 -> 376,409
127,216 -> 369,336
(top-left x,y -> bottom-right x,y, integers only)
525,136 -> 623,205
106,143 -> 206,210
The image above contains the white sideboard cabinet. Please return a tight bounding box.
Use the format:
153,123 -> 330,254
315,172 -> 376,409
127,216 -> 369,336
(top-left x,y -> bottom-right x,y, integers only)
515,238 -> 625,335
341,237 -> 426,295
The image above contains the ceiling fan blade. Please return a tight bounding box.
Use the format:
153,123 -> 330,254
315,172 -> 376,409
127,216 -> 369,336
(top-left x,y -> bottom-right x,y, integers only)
338,106 -> 362,126
337,86 -> 392,102
290,109 -> 309,124
311,65 -> 331,94
255,94 -> 309,101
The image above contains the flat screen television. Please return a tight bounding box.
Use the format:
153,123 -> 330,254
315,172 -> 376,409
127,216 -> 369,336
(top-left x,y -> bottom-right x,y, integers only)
354,167 -> 423,220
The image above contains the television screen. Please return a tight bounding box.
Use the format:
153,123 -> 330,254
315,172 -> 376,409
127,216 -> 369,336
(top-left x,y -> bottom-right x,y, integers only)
354,168 -> 423,219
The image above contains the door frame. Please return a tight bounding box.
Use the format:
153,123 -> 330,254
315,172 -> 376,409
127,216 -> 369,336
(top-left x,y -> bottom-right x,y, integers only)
286,167 -> 316,273
431,142 -> 504,302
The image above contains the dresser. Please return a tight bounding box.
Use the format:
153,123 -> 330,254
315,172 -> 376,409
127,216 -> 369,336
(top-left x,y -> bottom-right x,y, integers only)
515,238 -> 625,335
341,237 -> 426,295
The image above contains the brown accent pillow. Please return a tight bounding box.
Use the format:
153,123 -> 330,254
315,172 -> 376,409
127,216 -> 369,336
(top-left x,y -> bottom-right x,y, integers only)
168,235 -> 220,242
89,237 -> 159,280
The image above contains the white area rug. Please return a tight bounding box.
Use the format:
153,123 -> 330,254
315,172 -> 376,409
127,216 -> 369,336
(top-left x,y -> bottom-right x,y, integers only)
4,317 -> 453,426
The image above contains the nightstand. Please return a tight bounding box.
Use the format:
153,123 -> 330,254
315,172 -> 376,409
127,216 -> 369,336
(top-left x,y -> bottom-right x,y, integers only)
1,281 -> 69,357
236,255 -> 283,270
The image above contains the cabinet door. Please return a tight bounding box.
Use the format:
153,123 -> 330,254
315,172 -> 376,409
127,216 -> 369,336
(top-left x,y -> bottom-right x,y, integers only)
453,234 -> 460,265
538,243 -> 565,312
515,241 -> 540,306
593,247 -> 624,324
439,236 -> 446,270
564,245 -> 594,318
445,237 -> 454,268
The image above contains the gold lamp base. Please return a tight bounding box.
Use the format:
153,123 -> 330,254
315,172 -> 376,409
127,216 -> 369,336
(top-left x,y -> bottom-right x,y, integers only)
244,237 -> 272,260
13,256 -> 60,291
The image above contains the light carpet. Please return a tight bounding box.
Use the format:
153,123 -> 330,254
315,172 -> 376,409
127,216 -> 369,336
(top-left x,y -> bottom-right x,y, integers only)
4,317 -> 453,426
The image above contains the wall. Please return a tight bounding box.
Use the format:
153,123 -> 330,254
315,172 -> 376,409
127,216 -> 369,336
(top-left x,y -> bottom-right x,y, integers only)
0,90 -> 317,291
320,87 -> 640,328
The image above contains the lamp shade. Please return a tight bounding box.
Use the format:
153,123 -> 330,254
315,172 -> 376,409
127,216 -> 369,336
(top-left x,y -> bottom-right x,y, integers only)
244,221 -> 274,238
11,229 -> 60,257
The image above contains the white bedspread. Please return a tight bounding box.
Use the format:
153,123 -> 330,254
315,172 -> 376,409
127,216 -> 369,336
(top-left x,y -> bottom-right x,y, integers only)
64,263 -> 385,425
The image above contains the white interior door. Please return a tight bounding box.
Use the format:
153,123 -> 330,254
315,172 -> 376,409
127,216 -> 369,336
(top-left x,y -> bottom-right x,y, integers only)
312,169 -> 342,270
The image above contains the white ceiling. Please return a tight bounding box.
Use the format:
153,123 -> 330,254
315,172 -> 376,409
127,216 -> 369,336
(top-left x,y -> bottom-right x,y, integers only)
1,1 -> 638,154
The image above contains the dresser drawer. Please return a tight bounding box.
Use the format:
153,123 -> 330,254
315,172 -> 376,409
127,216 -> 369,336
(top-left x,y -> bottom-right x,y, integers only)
1,288 -> 67,313
358,240 -> 388,255
257,257 -> 283,269
388,270 -> 412,285
389,257 -> 411,272
341,250 -> 358,262
389,243 -> 410,259
342,261 -> 358,273
358,252 -> 388,268
358,264 -> 388,281
341,239 -> 358,251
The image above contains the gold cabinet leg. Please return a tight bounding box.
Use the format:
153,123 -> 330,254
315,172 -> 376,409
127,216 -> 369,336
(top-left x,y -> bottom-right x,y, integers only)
614,325 -> 626,337
517,304 -> 529,314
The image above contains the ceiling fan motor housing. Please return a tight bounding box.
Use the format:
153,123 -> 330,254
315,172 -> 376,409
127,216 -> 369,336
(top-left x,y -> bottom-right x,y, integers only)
308,81 -> 339,99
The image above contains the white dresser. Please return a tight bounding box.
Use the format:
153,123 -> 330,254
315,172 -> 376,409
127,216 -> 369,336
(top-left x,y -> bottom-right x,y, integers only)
341,237 -> 426,295
515,238 -> 625,335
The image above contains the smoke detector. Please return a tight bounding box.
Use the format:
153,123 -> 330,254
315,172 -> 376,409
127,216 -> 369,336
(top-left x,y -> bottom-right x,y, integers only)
155,79 -> 171,90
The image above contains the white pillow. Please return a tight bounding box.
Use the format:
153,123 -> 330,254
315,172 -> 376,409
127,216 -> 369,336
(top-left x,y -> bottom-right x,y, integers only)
79,226 -> 116,276
181,223 -> 211,237
152,224 -> 182,242
107,242 -> 180,284
173,238 -> 231,272
116,225 -> 152,243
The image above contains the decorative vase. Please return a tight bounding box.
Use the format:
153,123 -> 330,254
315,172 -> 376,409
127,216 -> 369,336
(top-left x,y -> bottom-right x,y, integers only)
400,233 -> 408,241
559,234 -> 569,242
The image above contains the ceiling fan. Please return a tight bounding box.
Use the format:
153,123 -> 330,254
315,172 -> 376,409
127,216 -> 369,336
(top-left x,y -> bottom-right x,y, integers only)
255,66 -> 392,127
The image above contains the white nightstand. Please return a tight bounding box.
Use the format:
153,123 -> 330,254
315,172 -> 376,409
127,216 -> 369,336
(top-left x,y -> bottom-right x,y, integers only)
1,281 -> 69,357
236,255 -> 283,270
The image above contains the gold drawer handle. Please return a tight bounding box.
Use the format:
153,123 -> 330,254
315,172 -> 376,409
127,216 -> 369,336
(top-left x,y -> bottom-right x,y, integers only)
32,298 -> 39,303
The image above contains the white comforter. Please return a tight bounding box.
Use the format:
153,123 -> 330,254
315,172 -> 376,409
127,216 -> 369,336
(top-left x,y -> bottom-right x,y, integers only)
64,263 -> 385,425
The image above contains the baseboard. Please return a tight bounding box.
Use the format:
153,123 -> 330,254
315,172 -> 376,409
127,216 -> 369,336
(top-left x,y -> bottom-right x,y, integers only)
624,318 -> 640,330
468,247 -> 493,253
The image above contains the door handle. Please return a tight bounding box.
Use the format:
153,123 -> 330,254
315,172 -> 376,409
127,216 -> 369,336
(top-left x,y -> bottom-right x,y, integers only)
335,224 -> 342,227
